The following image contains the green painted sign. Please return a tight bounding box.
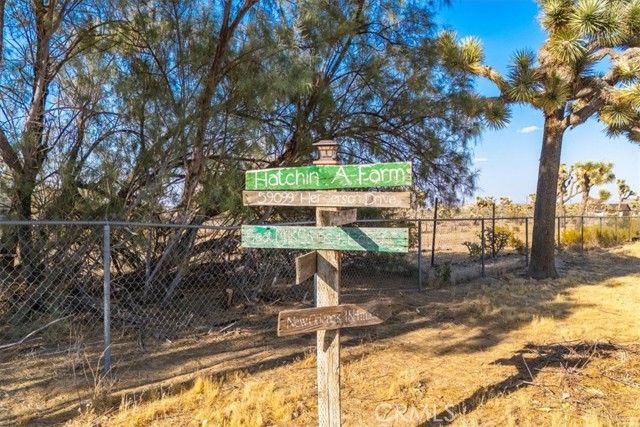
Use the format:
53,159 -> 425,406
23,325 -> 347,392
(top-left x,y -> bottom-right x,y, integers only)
241,225 -> 408,253
245,162 -> 411,191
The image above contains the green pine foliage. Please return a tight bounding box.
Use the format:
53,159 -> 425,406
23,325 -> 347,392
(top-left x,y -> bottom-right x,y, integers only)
0,0 -> 487,223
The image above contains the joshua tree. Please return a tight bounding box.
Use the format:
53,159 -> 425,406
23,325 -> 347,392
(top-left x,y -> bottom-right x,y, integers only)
573,161 -> 615,219
617,178 -> 636,212
439,0 -> 640,278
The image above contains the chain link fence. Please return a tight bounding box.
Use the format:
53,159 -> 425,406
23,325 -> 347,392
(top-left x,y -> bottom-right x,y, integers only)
0,215 -> 639,423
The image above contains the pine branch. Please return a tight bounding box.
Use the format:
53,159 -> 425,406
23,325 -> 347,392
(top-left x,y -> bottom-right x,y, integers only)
0,129 -> 22,174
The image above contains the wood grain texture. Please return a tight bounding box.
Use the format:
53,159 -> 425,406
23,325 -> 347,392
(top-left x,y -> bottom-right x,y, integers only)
240,225 -> 408,253
316,207 -> 341,427
295,251 -> 317,284
242,191 -> 411,208
245,162 -> 411,190
320,209 -> 357,227
277,301 -> 392,336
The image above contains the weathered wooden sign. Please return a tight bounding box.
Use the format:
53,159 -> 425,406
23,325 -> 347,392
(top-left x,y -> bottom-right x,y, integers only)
295,251 -> 317,284
320,208 -> 357,227
277,301 -> 392,336
243,190 -> 411,208
241,141 -> 409,427
241,225 -> 408,253
245,162 -> 411,191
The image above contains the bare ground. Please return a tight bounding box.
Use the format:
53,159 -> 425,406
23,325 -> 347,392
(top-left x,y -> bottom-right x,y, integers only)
2,243 -> 640,426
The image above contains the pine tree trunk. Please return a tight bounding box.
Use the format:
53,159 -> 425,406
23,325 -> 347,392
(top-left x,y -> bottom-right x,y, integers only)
529,112 -> 566,279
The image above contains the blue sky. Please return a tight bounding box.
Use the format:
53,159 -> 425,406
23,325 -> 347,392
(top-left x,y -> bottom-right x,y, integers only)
439,0 -> 640,203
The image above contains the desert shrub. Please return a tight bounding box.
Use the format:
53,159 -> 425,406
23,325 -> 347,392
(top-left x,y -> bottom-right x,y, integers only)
632,217 -> 640,238
509,235 -> 526,254
562,225 -> 623,248
596,227 -> 617,247
463,226 -> 512,258
486,226 -> 511,255
439,261 -> 452,284
561,228 -> 583,246
462,241 -> 482,259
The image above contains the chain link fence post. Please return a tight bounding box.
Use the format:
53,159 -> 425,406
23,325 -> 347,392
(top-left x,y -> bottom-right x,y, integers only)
103,223 -> 112,376
599,217 -> 603,239
431,198 -> 438,268
417,219 -> 423,293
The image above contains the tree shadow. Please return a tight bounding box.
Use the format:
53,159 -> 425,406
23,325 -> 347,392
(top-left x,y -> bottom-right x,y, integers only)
416,341 -> 623,426
2,245 -> 639,426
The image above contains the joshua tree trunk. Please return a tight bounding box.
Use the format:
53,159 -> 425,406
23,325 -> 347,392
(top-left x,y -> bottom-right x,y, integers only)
529,110 -> 565,279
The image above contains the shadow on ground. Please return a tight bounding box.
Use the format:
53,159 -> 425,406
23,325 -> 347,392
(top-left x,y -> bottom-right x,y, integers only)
1,244 -> 639,426
418,341 -> 640,426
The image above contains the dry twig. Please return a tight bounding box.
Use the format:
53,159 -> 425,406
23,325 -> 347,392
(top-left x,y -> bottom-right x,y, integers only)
0,315 -> 72,351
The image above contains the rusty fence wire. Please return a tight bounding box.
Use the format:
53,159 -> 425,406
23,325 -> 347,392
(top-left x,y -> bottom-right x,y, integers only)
1,215 -> 639,373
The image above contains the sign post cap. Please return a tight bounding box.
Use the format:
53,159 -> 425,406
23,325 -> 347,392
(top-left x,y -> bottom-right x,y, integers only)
313,140 -> 340,165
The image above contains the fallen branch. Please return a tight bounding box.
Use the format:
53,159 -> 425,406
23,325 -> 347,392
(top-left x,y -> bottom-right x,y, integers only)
218,320 -> 239,334
0,315 -> 72,351
602,374 -> 640,389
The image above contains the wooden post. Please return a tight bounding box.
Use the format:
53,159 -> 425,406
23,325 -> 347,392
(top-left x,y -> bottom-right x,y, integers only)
314,140 -> 341,427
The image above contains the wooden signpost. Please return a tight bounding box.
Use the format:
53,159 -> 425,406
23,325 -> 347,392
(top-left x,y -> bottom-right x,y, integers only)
320,208 -> 357,227
241,140 -> 410,427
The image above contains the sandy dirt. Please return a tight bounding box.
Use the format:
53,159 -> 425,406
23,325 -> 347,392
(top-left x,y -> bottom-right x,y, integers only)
2,243 -> 640,426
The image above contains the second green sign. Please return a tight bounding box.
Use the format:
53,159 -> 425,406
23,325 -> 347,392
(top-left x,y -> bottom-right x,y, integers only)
241,225 -> 408,253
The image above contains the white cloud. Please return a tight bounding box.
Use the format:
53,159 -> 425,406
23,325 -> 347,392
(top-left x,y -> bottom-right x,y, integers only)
473,157 -> 489,163
517,125 -> 540,134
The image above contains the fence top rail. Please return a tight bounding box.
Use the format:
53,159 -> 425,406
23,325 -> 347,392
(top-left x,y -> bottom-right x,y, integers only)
355,216 -> 532,223
0,215 -> 634,228
0,219 -> 317,229
0,220 -> 241,230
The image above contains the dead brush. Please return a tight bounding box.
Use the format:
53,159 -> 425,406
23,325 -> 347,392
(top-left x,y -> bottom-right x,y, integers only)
76,348 -> 117,415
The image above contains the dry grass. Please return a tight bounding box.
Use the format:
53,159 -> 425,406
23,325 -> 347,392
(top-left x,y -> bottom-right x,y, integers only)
11,243 -> 640,426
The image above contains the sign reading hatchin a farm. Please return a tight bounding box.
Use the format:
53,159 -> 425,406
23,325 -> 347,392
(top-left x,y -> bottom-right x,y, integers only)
245,162 -> 411,190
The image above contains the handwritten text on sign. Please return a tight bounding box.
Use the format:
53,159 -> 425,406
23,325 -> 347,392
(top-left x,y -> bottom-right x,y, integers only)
241,225 -> 408,253
245,162 -> 411,190
243,191 -> 411,208
277,302 -> 392,336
